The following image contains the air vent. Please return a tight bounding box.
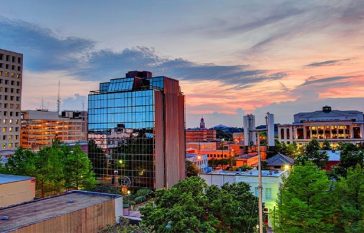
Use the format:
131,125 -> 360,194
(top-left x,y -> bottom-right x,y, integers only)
0,215 -> 9,220
66,200 -> 75,204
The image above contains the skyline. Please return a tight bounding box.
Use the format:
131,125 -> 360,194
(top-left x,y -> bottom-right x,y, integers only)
1,0 -> 364,127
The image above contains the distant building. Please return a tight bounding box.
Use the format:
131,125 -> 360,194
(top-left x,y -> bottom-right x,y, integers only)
186,141 -> 217,152
278,106 -> 364,146
88,71 -> 185,190
200,117 -> 206,129
20,110 -> 87,151
232,132 -> 244,144
243,114 -> 256,146
186,117 -> 216,142
0,174 -> 35,208
0,49 -> 23,151
186,153 -> 210,173
0,190 -> 122,233
200,169 -> 288,214
322,150 -> 341,171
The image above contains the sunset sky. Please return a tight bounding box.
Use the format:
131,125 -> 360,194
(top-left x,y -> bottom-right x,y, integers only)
1,0 -> 364,127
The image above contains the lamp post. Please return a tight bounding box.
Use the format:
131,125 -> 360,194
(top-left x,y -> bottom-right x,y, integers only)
221,138 -> 225,161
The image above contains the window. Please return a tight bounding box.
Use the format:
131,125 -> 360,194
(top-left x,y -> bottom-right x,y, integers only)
18,57 -> 21,63
6,55 -> 9,61
0,54 -> 3,60
254,187 -> 259,196
265,188 -> 272,200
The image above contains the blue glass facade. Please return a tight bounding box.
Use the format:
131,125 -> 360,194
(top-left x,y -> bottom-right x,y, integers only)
88,71 -> 185,190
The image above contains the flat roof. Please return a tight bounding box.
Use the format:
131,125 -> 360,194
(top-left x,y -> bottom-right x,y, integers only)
0,191 -> 121,232
206,169 -> 286,177
0,174 -> 33,185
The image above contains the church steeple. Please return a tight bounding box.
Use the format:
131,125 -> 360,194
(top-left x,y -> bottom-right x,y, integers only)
200,117 -> 206,129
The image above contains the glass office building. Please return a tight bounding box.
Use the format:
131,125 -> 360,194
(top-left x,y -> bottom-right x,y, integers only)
88,71 -> 185,190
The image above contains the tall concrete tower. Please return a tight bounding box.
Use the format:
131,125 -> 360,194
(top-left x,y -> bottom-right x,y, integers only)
0,49 -> 22,152
243,114 -> 256,146
266,112 -> 275,147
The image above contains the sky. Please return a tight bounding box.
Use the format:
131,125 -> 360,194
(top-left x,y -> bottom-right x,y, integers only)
1,0 -> 364,127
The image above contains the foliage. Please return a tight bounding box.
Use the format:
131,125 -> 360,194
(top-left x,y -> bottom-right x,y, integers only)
4,143 -> 96,197
90,185 -> 121,194
208,158 -> 236,169
185,160 -> 200,177
297,139 -> 328,168
140,176 -> 258,233
334,143 -> 364,177
275,163 -> 335,233
235,164 -> 252,171
321,140 -> 331,150
333,166 -> 364,233
99,218 -> 154,233
271,140 -> 300,158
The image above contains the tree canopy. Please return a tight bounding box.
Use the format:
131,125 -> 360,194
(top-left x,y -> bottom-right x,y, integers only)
140,176 -> 258,233
275,163 -> 335,233
185,160 -> 200,177
275,162 -> 364,232
296,139 -> 328,168
2,143 -> 96,197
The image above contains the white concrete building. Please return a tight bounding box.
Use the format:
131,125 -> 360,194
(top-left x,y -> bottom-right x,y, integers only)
278,106 -> 364,146
200,169 -> 288,211
186,153 -> 210,173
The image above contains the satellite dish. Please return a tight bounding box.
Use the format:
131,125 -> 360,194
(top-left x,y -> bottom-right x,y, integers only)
119,176 -> 131,187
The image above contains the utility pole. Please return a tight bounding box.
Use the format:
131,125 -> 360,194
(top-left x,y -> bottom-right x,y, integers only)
251,129 -> 265,233
257,131 -> 263,233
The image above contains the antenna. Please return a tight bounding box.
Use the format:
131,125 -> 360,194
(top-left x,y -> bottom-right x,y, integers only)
57,81 -> 61,114
41,97 -> 44,110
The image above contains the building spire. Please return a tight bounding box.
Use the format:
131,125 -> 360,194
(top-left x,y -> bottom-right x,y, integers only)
200,116 -> 206,129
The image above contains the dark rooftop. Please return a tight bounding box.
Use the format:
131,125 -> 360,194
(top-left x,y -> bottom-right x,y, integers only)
0,191 -> 121,232
266,153 -> 295,166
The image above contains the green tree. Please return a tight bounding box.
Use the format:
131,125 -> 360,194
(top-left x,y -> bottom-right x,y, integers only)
63,146 -> 96,190
100,218 -> 154,233
333,166 -> 364,232
321,140 -> 331,150
4,143 -> 96,197
185,160 -> 200,177
335,143 -> 364,177
141,176 -> 258,233
275,163 -> 335,233
297,139 -> 328,169
271,140 -> 299,158
5,148 -> 38,177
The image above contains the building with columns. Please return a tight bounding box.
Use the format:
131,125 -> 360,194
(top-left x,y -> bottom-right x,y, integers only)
278,106 -> 364,146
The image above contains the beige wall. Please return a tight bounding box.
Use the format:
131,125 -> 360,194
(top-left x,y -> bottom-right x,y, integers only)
10,200 -> 116,233
0,180 -> 35,208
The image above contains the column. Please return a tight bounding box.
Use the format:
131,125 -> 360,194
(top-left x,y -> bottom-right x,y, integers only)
289,127 -> 294,143
303,127 -> 307,140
